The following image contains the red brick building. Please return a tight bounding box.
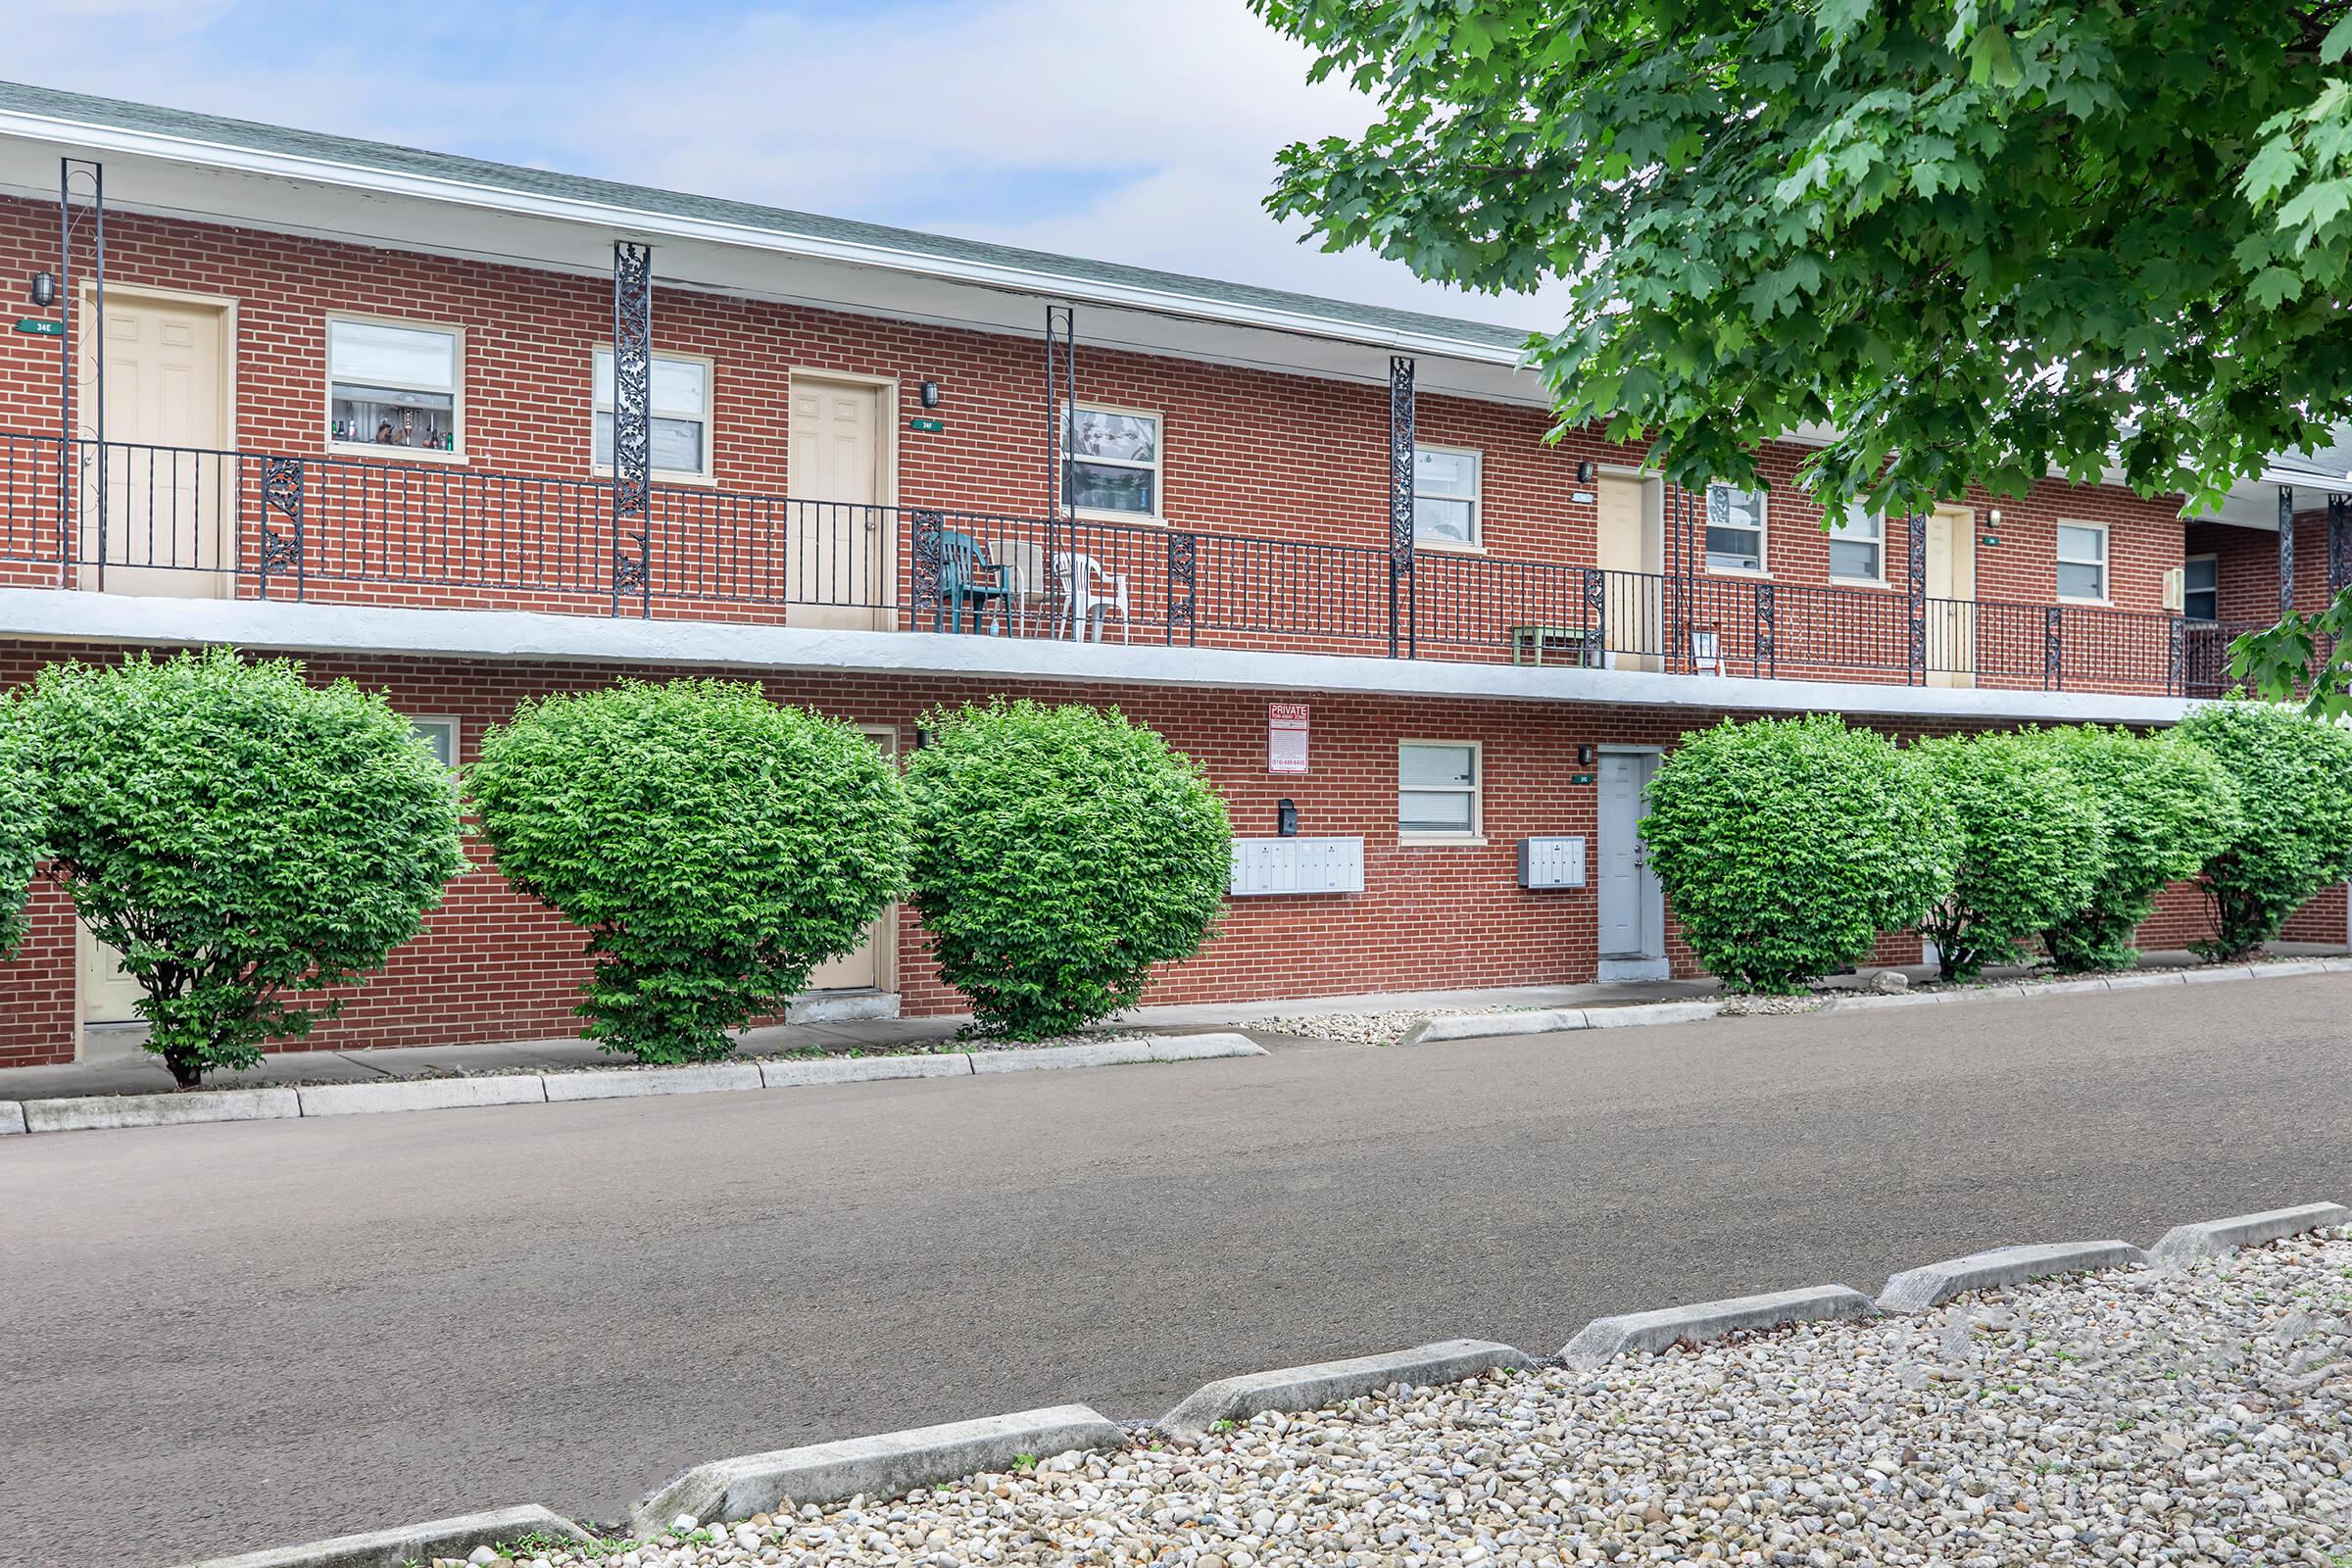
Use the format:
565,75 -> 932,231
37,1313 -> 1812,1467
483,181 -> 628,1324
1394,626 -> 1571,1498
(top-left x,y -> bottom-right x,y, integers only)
0,81 -> 2337,1068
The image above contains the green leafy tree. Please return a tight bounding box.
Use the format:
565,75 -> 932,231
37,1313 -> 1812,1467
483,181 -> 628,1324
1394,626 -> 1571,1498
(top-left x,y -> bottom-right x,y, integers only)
18,649 -> 465,1086
2175,700 -> 2352,957
1252,3 -> 2352,702
1640,714 -> 1956,994
1915,730 -> 2105,982
2036,726 -> 2242,972
468,679 -> 909,1063
906,700 -> 1230,1038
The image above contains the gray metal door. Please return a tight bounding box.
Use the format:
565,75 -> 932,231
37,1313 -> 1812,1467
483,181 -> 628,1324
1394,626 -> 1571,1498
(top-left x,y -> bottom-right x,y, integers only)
1596,752 -> 1662,959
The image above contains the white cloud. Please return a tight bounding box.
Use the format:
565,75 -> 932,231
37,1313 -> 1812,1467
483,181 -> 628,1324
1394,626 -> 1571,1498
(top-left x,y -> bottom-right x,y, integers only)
5,0 -> 1569,330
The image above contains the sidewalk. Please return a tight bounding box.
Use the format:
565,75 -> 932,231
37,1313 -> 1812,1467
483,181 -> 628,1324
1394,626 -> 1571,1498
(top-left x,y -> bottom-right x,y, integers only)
3,942 -> 2339,1102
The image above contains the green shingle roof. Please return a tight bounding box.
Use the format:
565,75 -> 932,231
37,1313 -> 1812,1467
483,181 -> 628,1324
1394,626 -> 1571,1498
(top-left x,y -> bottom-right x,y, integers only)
0,78 -> 1535,356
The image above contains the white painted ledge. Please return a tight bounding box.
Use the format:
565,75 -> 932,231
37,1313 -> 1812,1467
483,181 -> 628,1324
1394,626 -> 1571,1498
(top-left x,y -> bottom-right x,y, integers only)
0,589 -> 2198,723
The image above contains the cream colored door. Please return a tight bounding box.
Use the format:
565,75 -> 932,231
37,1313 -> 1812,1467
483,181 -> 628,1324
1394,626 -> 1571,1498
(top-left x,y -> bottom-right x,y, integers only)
1594,473 -> 1662,669
788,377 -> 891,629
803,727 -> 901,992
1925,506 -> 1977,688
80,926 -> 144,1025
78,293 -> 229,598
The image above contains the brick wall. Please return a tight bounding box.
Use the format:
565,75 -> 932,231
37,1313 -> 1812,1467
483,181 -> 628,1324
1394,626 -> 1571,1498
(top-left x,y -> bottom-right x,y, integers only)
0,194 -> 2191,633
0,641 -> 2311,1070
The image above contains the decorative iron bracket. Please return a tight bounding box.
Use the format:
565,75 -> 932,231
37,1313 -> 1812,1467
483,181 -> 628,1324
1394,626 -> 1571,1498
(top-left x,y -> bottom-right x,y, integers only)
1166,530 -> 1198,646
259,456 -> 304,600
612,240 -> 654,618
2043,606 -> 2064,691
2329,493 -> 2350,596
910,508 -> 944,628
2167,613 -> 2186,697
1754,580 -> 1777,677
1389,356 -> 1415,659
2278,483 -> 2297,619
1582,567 -> 1607,668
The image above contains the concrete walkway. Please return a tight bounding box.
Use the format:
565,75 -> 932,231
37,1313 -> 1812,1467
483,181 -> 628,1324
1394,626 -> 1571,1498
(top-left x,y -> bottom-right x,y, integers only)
4,943 -> 2337,1102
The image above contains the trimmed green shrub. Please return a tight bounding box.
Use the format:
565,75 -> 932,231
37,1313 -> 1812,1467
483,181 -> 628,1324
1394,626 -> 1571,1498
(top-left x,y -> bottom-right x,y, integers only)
18,649 -> 465,1086
468,679 -> 909,1063
1915,729 -> 2106,982
1639,715 -> 1957,994
906,699 -> 1230,1038
2176,700 -> 2352,958
2037,725 -> 2242,971
0,713 -> 41,960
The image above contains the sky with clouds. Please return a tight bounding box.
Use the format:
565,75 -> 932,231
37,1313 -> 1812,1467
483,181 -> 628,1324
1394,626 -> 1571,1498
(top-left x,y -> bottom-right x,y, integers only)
11,0 -> 1567,332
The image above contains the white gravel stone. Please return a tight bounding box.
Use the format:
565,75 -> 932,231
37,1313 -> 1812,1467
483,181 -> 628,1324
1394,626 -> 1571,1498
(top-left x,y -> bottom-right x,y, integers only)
514,1230 -> 2352,1568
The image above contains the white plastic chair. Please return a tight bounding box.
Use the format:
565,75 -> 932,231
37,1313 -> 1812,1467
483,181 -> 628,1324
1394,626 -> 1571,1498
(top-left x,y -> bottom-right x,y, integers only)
1055,552 -> 1131,642
1690,625 -> 1725,676
998,538 -> 1052,636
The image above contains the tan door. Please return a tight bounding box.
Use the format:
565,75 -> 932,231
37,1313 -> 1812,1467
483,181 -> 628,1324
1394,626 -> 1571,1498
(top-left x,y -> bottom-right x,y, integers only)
80,926 -> 144,1025
78,293 -> 230,598
1594,473 -> 1662,669
803,728 -> 900,992
788,376 -> 892,629
1925,506 -> 1977,688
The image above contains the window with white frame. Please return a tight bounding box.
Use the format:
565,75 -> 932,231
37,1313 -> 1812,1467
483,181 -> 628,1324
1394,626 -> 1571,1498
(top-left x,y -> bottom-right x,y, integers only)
1828,503 -> 1884,582
2057,522 -> 2109,602
1412,444 -> 1482,547
1704,482 -> 1767,572
328,318 -> 463,455
2183,554 -> 2218,620
408,716 -> 459,769
594,348 -> 713,479
1062,404 -> 1161,519
1398,742 -> 1481,839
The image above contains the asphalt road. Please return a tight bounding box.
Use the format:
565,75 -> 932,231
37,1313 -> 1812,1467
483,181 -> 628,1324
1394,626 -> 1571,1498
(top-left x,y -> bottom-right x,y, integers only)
5,975 -> 2349,1567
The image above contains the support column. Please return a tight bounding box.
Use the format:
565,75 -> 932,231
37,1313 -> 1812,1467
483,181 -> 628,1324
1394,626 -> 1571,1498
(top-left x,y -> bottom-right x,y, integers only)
611,240 -> 653,618
2278,483 -> 2297,619
1907,511 -> 1927,684
1389,355 -> 1416,659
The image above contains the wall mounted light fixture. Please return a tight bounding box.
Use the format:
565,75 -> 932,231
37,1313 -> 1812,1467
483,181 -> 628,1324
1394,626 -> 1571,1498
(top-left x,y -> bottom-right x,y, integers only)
27,271 -> 54,309
1575,744 -> 1594,765
918,381 -> 942,409
1575,460 -> 1597,483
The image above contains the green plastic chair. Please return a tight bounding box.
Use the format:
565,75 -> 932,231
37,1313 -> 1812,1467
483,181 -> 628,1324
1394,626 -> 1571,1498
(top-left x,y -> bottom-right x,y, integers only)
935,529 -> 1011,634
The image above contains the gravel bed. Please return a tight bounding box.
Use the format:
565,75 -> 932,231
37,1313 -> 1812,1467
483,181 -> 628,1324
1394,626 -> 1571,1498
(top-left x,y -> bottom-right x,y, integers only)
1242,1009 -> 1535,1046
473,1229 -> 2352,1568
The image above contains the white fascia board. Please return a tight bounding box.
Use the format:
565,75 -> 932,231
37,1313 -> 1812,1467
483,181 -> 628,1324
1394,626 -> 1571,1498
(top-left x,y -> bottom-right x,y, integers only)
0,589 -> 2194,727
0,109 -> 1528,369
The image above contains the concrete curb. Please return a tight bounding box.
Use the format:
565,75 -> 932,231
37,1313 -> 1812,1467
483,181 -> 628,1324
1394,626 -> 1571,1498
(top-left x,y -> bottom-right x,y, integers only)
1876,1240 -> 2149,1314
1,1035 -> 1268,1138
25,1087 -> 300,1134
543,1062 -> 763,1102
630,1404 -> 1126,1535
180,1503 -> 590,1568
1156,1339 -> 1534,1441
296,1075 -> 549,1117
1401,957 -> 2345,1044
2148,1200 -> 2351,1261
760,1054 -> 970,1087
1557,1285 -> 1876,1369
970,1033 -> 1263,1073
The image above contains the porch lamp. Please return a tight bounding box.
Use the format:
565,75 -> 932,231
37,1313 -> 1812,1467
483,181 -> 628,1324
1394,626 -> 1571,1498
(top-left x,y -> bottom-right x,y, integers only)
27,270 -> 55,309
1574,460 -> 1597,483
918,381 -> 942,409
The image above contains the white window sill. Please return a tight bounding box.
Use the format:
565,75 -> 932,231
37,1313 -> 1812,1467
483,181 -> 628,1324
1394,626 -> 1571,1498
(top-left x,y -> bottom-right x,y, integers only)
1398,833 -> 1489,848
1705,564 -> 1772,579
1829,575 -> 1893,591
1414,537 -> 1485,555
593,465 -> 717,489
328,440 -> 467,465
2056,594 -> 2112,609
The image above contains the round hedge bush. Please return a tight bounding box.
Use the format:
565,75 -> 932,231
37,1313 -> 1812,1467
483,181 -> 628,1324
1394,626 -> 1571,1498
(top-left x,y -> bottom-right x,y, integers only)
1640,714 -> 1957,994
2037,725 -> 2241,972
1914,728 -> 2106,982
906,699 -> 1230,1038
2176,700 -> 2352,958
468,679 -> 910,1063
0,712 -> 42,962
18,649 -> 466,1085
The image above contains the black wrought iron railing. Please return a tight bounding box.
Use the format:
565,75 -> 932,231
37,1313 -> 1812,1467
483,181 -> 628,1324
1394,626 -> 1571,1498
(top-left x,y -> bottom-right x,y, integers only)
0,431 -> 2222,696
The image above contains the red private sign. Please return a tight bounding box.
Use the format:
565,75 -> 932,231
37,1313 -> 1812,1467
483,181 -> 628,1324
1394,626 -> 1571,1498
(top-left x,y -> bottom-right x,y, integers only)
1268,703 -> 1308,774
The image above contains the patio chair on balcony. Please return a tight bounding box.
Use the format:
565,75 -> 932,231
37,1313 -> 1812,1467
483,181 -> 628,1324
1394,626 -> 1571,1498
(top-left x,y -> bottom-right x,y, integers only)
935,529 -> 1011,634
1055,552 -> 1132,643
998,538 -> 1054,637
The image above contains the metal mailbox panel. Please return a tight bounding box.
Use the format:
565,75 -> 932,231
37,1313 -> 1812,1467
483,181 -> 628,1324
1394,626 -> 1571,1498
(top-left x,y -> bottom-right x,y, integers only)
1517,835 -> 1588,889
1229,836 -> 1364,896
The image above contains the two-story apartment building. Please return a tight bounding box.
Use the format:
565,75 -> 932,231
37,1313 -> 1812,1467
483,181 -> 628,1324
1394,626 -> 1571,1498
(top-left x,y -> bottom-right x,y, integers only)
0,80 -> 2338,1068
